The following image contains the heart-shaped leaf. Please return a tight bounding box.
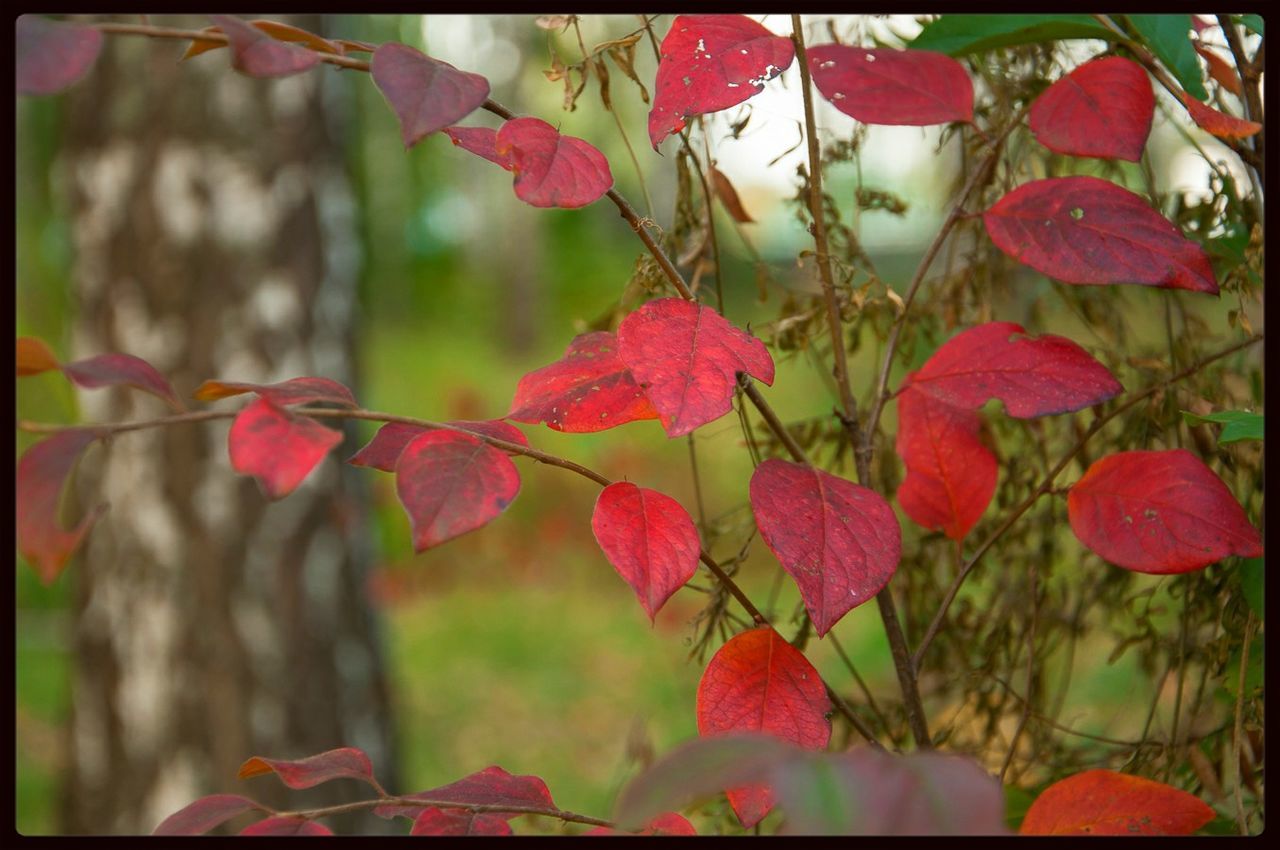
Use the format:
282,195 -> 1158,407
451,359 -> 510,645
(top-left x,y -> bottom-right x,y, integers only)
1029,56 -> 1154,161
195,376 -> 356,407
375,766 -> 554,820
494,117 -> 613,208
808,45 -> 974,125
905,321 -> 1122,418
697,627 -> 831,828
210,15 -> 319,78
371,43 -> 491,148
1068,448 -> 1263,573
648,15 -> 794,148
228,398 -> 343,499
395,430 -> 520,551
750,459 -> 901,636
507,331 -> 660,433
411,809 -> 512,836
348,420 -> 527,472
984,176 -> 1219,294
16,15 -> 103,95
895,387 -> 997,541
238,746 -> 378,790
617,298 -> 774,438
153,794 -> 264,836
16,430 -> 105,584
1020,769 -> 1215,835
592,482 -> 701,620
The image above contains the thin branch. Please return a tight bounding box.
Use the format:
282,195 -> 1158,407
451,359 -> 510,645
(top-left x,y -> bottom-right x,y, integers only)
1232,611 -> 1257,835
736,374 -> 809,465
912,333 -> 1264,668
278,795 -> 614,829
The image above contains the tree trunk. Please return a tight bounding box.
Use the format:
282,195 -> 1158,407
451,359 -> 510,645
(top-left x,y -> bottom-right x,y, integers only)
57,16 -> 398,834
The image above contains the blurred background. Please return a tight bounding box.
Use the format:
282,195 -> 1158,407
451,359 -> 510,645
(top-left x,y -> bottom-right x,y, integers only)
16,14 -> 1260,835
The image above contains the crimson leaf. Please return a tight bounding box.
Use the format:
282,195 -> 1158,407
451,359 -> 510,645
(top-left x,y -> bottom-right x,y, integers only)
16,15 -> 103,95
62,353 -> 185,411
807,45 -> 974,125
592,482 -> 701,620
1028,56 -> 1154,162
240,817 -> 333,836
444,126 -> 507,167
238,746 -> 378,790
348,420 -> 527,472
16,430 -> 105,584
374,766 -> 555,820
210,15 -> 319,78
228,398 -> 343,499
153,794 -> 264,836
371,43 -> 491,148
494,117 -> 613,209
750,458 -> 901,636
984,176 -> 1219,294
411,809 -> 512,836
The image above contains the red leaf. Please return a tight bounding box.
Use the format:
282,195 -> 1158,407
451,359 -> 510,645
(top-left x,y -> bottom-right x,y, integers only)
238,746 -> 377,790
749,459 -> 901,636
153,794 -> 263,836
696,627 -> 832,828
348,420 -> 528,472
1178,89 -> 1262,139
507,332 -> 660,433
183,21 -> 342,61
195,376 -> 357,407
585,812 -> 698,836
411,809 -> 512,836
905,321 -> 1122,418
1028,56 -> 1154,162
228,398 -> 343,500
895,387 -> 996,541
17,430 -> 105,584
494,118 -> 613,209
210,15 -> 319,78
16,336 -> 60,376
808,45 -> 973,126
62,353 -> 185,411
374,766 -> 555,820
984,176 -> 1219,295
592,482 -> 701,620
1067,449 -> 1263,573
395,430 -> 520,551
240,817 -> 333,836
371,43 -> 491,149
648,15 -> 794,149
616,298 -> 774,438
444,126 -> 508,167
16,15 -> 103,95
1020,769 -> 1216,835
1192,43 -> 1243,96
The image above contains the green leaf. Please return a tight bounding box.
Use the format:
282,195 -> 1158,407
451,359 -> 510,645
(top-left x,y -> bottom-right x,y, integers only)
1181,409 -> 1263,444
1126,15 -> 1208,101
1233,14 -> 1263,36
1220,640 -> 1262,703
1240,557 -> 1263,618
1004,785 -> 1035,831
909,15 -> 1117,56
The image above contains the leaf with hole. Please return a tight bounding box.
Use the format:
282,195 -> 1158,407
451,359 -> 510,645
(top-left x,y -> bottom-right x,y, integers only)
617,298 -> 774,438
592,482 -> 701,620
1020,769 -> 1215,834
697,627 -> 832,828
1067,449 -> 1263,573
210,15 -> 319,78
16,15 -> 103,95
395,430 -> 520,551
1028,56 -> 1153,161
984,176 -> 1219,294
750,459 -> 901,635
507,332 -> 661,432
494,117 -> 613,208
228,398 -> 344,499
372,43 -> 491,148
17,430 -> 105,584
895,386 -> 997,541
807,45 -> 974,126
905,321 -> 1122,418
648,15 -> 794,149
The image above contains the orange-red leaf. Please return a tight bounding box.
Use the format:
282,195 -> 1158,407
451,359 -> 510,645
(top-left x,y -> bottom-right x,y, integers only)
394,430 -> 520,551
696,627 -> 832,828
648,15 -> 794,149
238,746 -> 377,789
371,43 -> 490,149
1020,769 -> 1216,835
495,117 -> 613,209
210,15 -> 319,78
194,376 -> 356,407
507,331 -> 660,433
808,45 -> 973,126
617,298 -> 774,438
16,430 -> 105,584
228,398 -> 343,499
348,420 -> 528,472
153,794 -> 264,836
984,176 -> 1219,294
750,458 -> 901,635
1068,448 -> 1263,573
1193,43 -> 1243,95
16,336 -> 60,376
592,482 -> 701,620
374,766 -> 555,821
1028,56 -> 1154,162
710,165 -> 755,223
16,15 -> 103,96
1179,89 -> 1262,139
